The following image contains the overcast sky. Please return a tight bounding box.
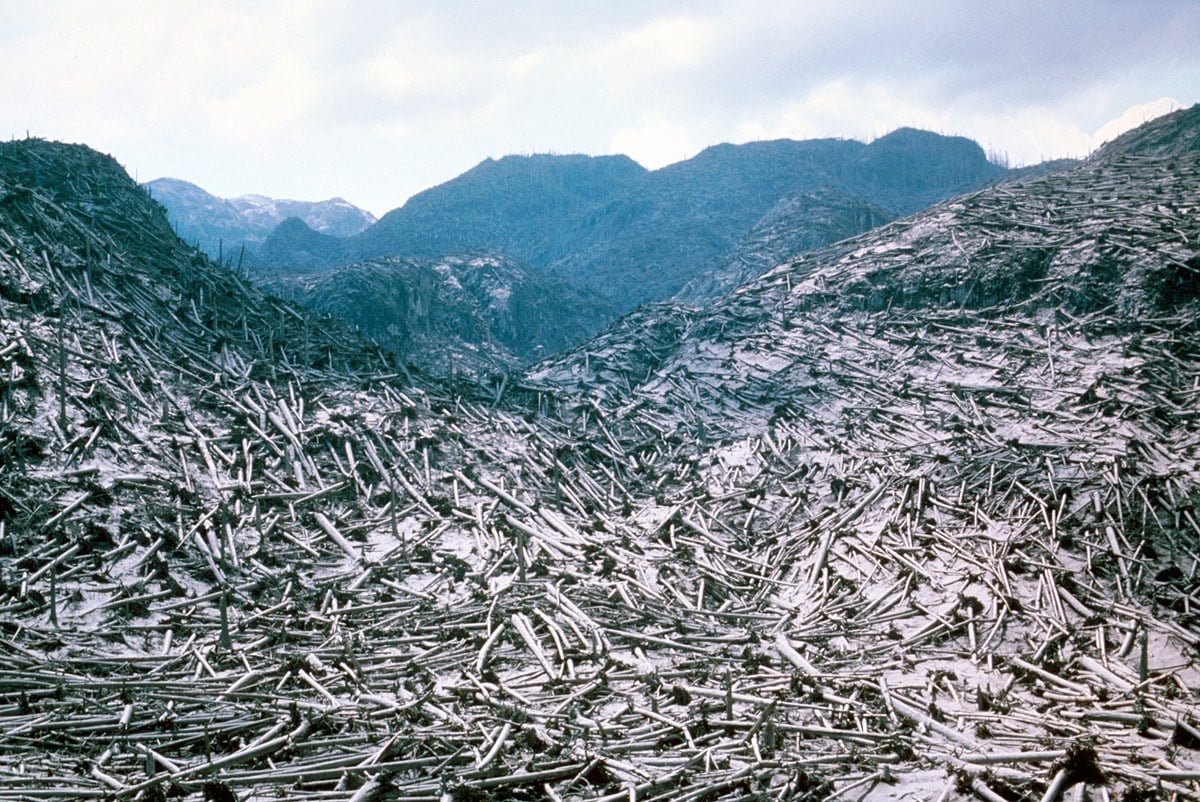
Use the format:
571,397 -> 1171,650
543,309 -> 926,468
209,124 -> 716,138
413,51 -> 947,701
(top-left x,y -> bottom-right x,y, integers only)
2,1 -> 1196,216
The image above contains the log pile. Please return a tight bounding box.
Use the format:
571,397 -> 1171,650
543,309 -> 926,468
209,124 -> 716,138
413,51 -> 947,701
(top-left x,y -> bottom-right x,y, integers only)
0,130 -> 1199,802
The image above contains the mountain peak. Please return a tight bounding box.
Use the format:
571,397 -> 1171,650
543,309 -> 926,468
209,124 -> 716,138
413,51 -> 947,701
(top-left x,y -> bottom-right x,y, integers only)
144,177 -> 375,261
255,215 -> 347,271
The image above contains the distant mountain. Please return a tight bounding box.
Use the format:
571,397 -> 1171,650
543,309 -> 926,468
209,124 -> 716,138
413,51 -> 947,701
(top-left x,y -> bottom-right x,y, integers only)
848,126 -> 1002,209
260,252 -> 617,380
356,153 -> 647,266
251,155 -> 642,377
257,130 -> 1006,312
255,153 -> 647,272
226,194 -> 374,238
144,177 -> 375,262
547,129 -> 1006,309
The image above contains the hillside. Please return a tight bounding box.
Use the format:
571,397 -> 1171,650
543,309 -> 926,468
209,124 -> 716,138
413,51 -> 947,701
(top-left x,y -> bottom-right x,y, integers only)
1,108 -> 1199,802
675,186 -> 895,305
145,177 -> 375,262
1091,102 -> 1200,158
261,252 -> 618,380
524,115 -> 1200,796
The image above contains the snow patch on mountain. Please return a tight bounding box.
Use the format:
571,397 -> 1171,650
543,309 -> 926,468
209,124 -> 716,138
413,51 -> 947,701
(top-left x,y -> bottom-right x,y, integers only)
143,177 -> 376,261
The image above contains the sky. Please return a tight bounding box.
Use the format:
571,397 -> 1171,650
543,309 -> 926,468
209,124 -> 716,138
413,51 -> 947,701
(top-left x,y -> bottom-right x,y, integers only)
2,1 -> 1197,217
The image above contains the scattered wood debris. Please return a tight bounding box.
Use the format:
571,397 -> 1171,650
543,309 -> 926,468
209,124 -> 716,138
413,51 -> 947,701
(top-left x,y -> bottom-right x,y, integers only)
1,128 -> 1199,802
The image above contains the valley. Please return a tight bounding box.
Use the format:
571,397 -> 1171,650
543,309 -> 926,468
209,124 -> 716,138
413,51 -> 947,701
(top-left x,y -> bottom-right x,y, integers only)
0,105 -> 1199,802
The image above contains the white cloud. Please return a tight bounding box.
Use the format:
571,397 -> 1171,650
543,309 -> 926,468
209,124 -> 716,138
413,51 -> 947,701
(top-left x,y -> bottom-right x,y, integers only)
0,1 -> 331,144
591,15 -> 715,73
508,50 -> 547,80
1090,97 -> 1182,150
364,40 -> 478,100
610,115 -> 698,169
1,1 -> 1197,216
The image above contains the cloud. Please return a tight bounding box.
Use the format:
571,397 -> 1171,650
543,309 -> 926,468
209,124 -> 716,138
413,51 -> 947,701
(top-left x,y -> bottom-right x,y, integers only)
1,1 -> 1197,216
610,115 -> 698,169
688,1 -> 1199,114
586,15 -> 716,83
0,1 -> 332,143
1090,97 -> 1183,150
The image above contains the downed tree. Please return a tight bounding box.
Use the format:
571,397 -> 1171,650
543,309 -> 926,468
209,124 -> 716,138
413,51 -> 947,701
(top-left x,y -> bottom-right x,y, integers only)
0,120 -> 1198,802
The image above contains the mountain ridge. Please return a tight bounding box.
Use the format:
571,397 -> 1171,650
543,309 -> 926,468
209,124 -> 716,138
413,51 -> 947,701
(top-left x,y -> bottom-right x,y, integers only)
211,130 -> 1008,371
256,129 -> 1007,312
256,152 -> 647,272
144,176 -> 376,262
